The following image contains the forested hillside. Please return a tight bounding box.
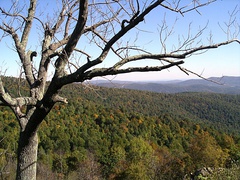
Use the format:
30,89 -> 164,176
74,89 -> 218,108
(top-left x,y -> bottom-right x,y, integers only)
0,77 -> 240,179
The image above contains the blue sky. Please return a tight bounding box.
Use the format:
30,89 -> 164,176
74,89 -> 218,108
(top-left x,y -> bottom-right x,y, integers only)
0,0 -> 239,81
108,0 -> 240,81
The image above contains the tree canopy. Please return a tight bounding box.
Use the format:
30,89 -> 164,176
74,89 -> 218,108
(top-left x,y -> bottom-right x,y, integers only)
0,79 -> 240,179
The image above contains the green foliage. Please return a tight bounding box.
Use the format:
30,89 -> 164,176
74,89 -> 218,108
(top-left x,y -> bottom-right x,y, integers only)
208,164 -> 240,180
118,137 -> 158,180
0,77 -> 240,179
187,128 -> 228,169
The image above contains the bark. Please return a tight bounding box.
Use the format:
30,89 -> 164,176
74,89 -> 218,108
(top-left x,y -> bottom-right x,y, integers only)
16,130 -> 38,180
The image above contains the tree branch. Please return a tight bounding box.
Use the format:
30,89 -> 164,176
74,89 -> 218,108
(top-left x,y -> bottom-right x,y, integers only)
0,77 -> 37,107
0,7 -> 26,21
54,0 -> 88,78
90,0 -> 165,65
21,0 -> 37,48
0,24 -> 35,85
83,60 -> 184,81
160,0 -> 217,15
80,38 -> 239,81
180,39 -> 240,57
63,0 -> 88,57
52,95 -> 68,104
66,0 -> 165,81
112,39 -> 239,70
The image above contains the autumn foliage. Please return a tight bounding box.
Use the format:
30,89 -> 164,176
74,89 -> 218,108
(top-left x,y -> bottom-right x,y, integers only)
0,77 -> 239,179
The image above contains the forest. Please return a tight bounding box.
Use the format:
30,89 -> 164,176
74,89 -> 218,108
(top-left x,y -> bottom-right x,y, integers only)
0,77 -> 240,179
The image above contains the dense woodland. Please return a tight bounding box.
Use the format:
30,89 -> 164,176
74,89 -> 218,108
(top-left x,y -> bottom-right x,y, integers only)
0,77 -> 240,179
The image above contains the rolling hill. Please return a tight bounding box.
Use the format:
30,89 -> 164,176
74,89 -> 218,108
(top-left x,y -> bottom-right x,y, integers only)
91,76 -> 240,94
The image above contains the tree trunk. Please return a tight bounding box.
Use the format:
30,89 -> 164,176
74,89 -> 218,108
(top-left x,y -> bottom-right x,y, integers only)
16,130 -> 38,180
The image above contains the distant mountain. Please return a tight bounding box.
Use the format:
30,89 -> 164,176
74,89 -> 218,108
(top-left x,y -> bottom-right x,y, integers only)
91,76 -> 240,94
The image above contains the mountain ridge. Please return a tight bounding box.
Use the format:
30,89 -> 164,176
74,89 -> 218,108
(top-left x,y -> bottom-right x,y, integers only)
91,76 -> 240,94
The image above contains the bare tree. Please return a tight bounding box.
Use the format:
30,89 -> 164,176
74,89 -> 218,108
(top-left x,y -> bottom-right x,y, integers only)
0,0 -> 239,179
